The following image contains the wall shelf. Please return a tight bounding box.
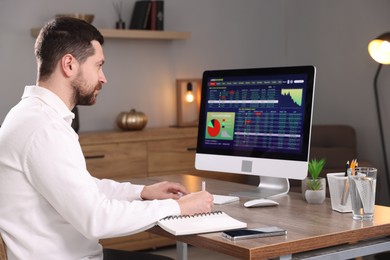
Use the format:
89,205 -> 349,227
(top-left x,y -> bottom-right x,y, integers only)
30,28 -> 191,40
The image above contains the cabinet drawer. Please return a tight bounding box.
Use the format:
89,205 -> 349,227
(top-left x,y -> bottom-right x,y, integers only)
82,142 -> 147,180
147,138 -> 197,173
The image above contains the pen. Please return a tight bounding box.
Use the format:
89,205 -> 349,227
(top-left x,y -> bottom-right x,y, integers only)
341,159 -> 354,205
344,160 -> 349,177
202,180 -> 206,191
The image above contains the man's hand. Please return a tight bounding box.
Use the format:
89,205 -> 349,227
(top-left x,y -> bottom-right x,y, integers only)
141,181 -> 188,200
177,191 -> 214,216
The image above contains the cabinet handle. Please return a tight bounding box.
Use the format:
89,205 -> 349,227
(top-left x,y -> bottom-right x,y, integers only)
85,155 -> 105,160
187,147 -> 197,151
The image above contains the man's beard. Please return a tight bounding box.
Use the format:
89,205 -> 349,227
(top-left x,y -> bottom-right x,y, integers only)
71,71 -> 102,106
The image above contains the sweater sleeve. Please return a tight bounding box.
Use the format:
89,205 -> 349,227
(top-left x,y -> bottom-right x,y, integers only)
93,177 -> 145,201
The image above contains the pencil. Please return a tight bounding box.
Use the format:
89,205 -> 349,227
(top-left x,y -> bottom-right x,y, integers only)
341,160 -> 352,205
350,159 -> 357,176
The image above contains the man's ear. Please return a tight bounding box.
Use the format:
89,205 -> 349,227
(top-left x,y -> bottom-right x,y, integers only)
61,54 -> 78,78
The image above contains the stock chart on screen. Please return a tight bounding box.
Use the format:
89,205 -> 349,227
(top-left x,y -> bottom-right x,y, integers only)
203,75 -> 308,155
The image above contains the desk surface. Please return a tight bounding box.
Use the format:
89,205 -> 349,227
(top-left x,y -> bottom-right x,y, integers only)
135,174 -> 390,260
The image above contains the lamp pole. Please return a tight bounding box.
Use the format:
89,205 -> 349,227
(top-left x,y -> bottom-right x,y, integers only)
373,63 -> 390,199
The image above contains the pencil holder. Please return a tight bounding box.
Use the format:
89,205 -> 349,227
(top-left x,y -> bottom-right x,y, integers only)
327,172 -> 352,213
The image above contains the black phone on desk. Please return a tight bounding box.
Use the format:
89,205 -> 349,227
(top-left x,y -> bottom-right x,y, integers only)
222,226 -> 286,241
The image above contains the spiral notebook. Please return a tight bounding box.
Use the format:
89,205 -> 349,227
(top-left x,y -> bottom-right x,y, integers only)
157,211 -> 247,236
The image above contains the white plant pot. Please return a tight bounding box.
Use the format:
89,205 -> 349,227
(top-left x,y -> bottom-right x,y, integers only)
303,178 -> 326,204
305,189 -> 326,204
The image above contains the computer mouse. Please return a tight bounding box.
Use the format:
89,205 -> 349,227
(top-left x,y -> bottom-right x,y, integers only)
244,198 -> 279,208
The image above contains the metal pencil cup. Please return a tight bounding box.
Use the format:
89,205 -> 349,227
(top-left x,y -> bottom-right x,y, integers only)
327,172 -> 352,213
348,167 -> 377,221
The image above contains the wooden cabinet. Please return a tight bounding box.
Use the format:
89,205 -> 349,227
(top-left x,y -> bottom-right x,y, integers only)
79,127 -> 198,179
82,142 -> 148,180
147,138 -> 197,175
79,127 -> 247,251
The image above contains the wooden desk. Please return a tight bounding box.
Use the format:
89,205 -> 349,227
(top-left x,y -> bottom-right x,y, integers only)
139,174 -> 390,260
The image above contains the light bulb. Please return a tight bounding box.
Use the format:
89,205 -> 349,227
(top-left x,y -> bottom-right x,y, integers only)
185,82 -> 194,103
380,40 -> 390,52
185,91 -> 194,103
368,39 -> 390,64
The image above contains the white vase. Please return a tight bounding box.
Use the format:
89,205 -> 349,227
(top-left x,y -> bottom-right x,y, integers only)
304,178 -> 326,204
305,190 -> 325,204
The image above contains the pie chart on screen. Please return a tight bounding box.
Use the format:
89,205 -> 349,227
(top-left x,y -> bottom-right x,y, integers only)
207,119 -> 221,137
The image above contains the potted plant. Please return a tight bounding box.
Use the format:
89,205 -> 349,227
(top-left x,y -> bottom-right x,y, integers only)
303,158 -> 326,204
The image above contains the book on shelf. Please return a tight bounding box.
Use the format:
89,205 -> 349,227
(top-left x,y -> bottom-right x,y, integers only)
130,0 -> 164,30
129,1 -> 152,29
149,0 -> 164,30
156,211 -> 247,236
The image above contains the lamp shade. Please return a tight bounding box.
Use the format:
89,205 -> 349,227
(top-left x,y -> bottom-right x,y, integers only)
368,32 -> 390,64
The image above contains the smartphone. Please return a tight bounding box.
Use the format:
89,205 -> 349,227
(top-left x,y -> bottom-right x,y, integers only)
222,226 -> 286,241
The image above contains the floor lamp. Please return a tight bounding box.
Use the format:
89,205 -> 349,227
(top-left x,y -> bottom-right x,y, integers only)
368,32 -> 390,199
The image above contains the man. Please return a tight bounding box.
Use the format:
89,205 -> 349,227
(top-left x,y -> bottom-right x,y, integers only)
0,17 -> 213,259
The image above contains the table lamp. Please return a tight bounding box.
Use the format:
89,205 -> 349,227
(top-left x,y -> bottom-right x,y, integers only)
368,32 -> 390,192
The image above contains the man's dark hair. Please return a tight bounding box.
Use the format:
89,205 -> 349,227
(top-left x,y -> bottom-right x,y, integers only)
34,17 -> 104,81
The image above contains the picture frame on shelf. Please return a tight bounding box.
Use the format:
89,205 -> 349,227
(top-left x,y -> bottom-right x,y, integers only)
176,78 -> 201,127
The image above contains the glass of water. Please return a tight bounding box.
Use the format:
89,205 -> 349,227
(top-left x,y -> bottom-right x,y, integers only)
348,167 -> 377,220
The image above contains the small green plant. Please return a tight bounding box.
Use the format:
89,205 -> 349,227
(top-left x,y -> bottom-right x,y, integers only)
307,158 -> 326,190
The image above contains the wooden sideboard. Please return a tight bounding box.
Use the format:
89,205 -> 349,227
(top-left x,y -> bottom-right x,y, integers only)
78,127 -> 247,251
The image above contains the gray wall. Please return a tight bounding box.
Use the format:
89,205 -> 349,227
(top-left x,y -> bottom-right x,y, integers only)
1,0 -> 390,204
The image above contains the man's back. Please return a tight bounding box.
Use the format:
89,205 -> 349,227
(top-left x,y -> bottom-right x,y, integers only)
0,86 -> 102,259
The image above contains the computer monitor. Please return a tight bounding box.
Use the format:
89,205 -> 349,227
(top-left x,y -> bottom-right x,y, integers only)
195,66 -> 316,199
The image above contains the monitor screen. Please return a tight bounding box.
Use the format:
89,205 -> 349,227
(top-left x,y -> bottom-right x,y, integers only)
195,66 -> 316,198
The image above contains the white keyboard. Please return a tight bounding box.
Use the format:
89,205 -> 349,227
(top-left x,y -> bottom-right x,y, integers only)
213,194 -> 240,205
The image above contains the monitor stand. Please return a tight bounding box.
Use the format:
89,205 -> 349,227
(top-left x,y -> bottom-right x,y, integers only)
231,176 -> 290,199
